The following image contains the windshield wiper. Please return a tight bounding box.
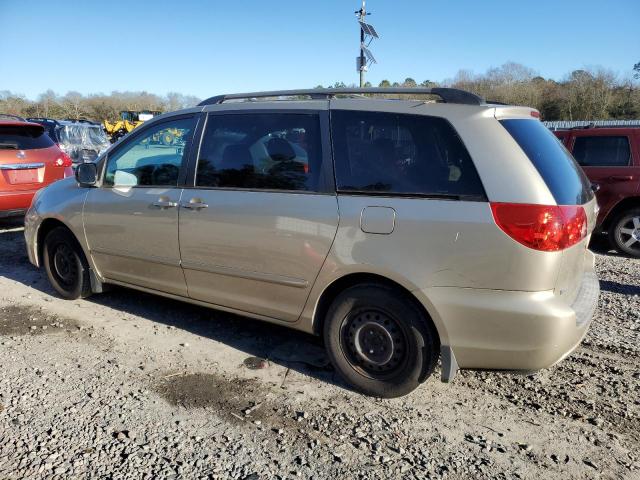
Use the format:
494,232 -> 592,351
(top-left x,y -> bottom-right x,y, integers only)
0,144 -> 18,150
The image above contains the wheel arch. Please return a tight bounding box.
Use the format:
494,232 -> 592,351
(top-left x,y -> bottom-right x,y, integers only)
311,272 -> 447,346
37,217 -> 85,267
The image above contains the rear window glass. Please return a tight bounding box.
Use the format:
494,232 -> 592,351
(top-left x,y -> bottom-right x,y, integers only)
0,126 -> 55,150
572,136 -> 631,167
331,110 -> 485,199
500,119 -> 593,205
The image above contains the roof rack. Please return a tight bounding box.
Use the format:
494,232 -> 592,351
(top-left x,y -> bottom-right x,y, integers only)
62,118 -> 98,124
26,117 -> 58,123
198,87 -> 484,107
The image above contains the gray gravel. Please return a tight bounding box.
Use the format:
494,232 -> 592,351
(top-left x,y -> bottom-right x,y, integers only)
0,220 -> 638,479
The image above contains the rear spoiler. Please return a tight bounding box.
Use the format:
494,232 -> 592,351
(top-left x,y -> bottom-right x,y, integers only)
494,106 -> 541,120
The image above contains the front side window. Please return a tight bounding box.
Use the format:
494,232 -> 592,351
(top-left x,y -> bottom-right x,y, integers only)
104,117 -> 195,187
572,136 -> 631,167
196,113 -> 322,192
331,110 -> 485,199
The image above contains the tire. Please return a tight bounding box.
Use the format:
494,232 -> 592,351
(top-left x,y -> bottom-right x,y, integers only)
609,207 -> 640,258
43,227 -> 92,300
323,283 -> 439,398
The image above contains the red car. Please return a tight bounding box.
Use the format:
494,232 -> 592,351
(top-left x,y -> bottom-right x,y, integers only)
554,125 -> 640,257
0,119 -> 73,218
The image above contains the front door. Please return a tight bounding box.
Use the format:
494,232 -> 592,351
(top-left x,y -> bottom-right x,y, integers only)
179,110 -> 338,322
569,130 -> 640,226
84,116 -> 197,296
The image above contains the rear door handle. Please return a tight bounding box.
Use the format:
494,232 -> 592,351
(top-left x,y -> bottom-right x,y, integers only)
181,199 -> 209,210
608,175 -> 633,181
152,200 -> 178,209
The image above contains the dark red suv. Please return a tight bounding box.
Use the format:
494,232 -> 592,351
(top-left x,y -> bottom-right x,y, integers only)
553,125 -> 640,257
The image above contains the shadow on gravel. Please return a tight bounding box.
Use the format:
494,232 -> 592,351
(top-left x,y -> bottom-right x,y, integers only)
600,280 -> 640,296
0,220 -> 344,392
589,234 -> 638,259
90,286 -> 342,389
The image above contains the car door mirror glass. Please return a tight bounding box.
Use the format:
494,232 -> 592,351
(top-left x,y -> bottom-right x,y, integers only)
114,170 -> 138,187
75,162 -> 97,187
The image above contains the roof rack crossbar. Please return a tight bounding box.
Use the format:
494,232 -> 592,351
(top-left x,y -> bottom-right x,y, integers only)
198,87 -> 484,107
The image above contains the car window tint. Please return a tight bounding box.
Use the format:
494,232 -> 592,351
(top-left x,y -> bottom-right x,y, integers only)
500,119 -> 593,205
572,136 -> 631,167
0,125 -> 55,150
104,117 -> 195,187
331,110 -> 485,199
197,113 -> 322,192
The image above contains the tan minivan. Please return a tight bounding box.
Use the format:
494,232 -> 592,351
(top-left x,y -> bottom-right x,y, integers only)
24,88 -> 600,397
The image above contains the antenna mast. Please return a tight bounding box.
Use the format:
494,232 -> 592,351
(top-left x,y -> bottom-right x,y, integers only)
355,0 -> 379,87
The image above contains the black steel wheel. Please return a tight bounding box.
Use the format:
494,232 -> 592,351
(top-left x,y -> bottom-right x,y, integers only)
43,227 -> 92,300
340,308 -> 409,380
324,283 -> 439,398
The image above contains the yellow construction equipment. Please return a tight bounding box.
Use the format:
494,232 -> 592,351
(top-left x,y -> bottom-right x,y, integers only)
102,110 -> 161,143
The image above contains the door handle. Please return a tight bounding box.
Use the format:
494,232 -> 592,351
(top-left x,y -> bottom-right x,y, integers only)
152,200 -> 178,209
608,175 -> 633,182
181,199 -> 209,210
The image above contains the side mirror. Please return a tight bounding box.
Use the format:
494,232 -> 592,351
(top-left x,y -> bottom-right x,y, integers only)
76,162 -> 97,187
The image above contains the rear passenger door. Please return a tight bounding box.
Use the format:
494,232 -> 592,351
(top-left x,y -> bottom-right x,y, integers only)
568,131 -> 640,223
179,108 -> 338,322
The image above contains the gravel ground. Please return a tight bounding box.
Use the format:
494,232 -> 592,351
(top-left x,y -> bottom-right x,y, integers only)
0,219 -> 638,480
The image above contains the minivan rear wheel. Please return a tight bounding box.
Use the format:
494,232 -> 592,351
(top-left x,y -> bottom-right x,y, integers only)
323,284 -> 438,398
610,207 -> 640,258
43,227 -> 92,299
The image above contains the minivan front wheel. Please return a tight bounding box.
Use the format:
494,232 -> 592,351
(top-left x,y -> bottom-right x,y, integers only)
610,208 -> 640,258
323,284 -> 439,398
43,227 -> 92,299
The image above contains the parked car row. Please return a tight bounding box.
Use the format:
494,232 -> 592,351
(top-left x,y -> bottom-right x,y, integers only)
26,118 -> 110,164
552,125 -> 640,257
23,87 -> 601,397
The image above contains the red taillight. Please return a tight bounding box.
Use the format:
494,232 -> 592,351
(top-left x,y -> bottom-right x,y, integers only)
491,203 -> 587,252
54,152 -> 73,168
530,110 -> 541,119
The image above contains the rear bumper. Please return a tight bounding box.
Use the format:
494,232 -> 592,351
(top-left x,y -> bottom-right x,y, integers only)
421,250 -> 599,371
0,190 -> 36,216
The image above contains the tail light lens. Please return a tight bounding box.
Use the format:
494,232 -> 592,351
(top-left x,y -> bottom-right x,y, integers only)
54,152 -> 73,168
491,203 -> 587,252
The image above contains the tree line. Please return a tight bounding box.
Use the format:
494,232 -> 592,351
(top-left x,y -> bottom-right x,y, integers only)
321,62 -> 640,121
2,62 -> 639,122
0,90 -> 201,122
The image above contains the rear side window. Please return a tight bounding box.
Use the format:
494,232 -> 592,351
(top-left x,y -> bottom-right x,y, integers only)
197,113 -> 322,192
0,125 -> 55,150
572,136 -> 631,167
331,110 -> 485,199
500,119 -> 593,205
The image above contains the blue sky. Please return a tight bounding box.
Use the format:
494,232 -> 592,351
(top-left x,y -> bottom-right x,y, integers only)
1,0 -> 638,100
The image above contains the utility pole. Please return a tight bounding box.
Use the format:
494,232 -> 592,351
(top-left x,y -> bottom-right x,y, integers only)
355,1 -> 379,88
358,0 -> 366,87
